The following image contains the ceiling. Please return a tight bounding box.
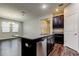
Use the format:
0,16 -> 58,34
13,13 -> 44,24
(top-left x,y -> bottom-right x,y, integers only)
0,3 -> 67,21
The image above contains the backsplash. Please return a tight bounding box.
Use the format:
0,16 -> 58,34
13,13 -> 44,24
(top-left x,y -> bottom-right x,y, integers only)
53,28 -> 64,34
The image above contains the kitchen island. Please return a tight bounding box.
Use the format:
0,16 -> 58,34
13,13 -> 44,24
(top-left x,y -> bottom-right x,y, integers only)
0,34 -> 57,56
0,33 -> 64,56
0,35 -> 47,56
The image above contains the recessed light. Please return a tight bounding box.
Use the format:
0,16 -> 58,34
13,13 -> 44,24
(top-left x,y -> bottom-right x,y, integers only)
56,8 -> 59,12
42,4 -> 47,9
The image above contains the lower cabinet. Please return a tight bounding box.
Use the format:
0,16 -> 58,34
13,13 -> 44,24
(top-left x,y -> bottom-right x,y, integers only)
0,37 -> 54,56
37,39 -> 47,56
21,38 -> 36,56
0,40 -> 12,56
11,39 -> 21,56
0,38 -> 21,56
0,38 -> 38,56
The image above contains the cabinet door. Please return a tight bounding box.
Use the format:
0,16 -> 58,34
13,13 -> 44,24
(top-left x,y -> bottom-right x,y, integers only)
0,39 -> 21,56
37,39 -> 47,56
64,13 -> 79,51
11,39 -> 21,56
0,40 -> 11,56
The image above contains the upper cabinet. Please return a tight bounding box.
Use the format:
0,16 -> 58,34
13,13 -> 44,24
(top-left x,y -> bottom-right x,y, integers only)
53,15 -> 64,29
52,6 -> 64,34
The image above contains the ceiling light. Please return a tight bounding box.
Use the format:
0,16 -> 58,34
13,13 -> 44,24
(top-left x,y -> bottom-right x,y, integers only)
42,4 -> 47,9
56,8 -> 59,12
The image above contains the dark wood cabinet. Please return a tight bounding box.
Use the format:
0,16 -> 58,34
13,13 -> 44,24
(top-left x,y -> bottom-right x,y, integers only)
47,35 -> 54,55
53,15 -> 64,29
54,34 -> 64,44
21,37 -> 44,56
21,38 -> 36,56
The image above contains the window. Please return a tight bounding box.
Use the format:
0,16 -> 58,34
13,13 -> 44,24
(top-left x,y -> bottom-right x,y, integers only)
12,22 -> 19,32
1,21 -> 19,32
1,22 -> 11,32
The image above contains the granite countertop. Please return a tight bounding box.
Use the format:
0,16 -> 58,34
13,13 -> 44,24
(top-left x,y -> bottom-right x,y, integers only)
0,35 -> 43,41
0,36 -> 42,41
17,34 -> 54,40
0,33 -> 63,41
0,36 -> 20,41
0,34 -> 54,41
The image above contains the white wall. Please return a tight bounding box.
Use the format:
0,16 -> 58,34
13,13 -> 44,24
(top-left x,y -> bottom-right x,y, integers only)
64,3 -> 79,52
23,18 -> 41,39
23,14 -> 53,39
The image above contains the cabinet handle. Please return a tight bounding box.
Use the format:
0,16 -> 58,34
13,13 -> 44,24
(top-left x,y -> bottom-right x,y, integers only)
25,43 -> 29,47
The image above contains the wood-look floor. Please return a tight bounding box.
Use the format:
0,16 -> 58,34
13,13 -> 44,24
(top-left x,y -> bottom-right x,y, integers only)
49,44 -> 79,56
